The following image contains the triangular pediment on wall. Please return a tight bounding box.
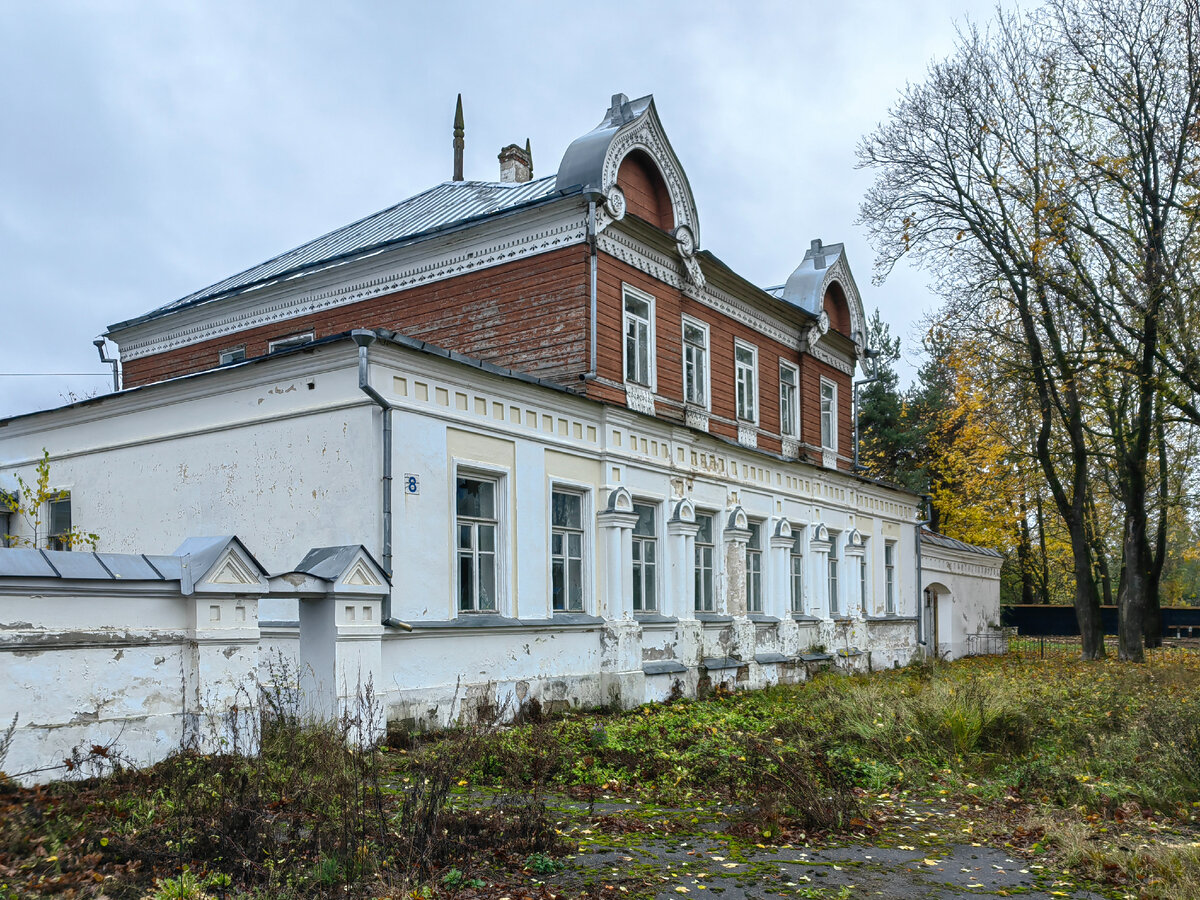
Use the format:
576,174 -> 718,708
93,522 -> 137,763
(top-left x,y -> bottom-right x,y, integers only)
343,557 -> 383,587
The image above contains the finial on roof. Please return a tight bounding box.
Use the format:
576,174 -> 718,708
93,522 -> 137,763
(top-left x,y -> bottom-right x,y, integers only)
453,93 -> 465,182
525,138 -> 532,178
810,238 -> 827,269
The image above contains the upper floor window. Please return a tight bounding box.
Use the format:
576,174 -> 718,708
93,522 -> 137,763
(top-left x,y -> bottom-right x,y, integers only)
828,530 -> 840,616
695,512 -> 715,612
735,342 -> 757,423
219,346 -> 246,366
683,317 -> 709,408
623,287 -> 655,388
820,378 -> 838,451
456,475 -> 499,612
269,331 -> 315,354
746,520 -> 764,613
885,541 -> 897,615
47,492 -> 72,551
631,502 -> 658,612
551,489 -> 585,612
779,362 -> 799,437
790,530 -> 805,614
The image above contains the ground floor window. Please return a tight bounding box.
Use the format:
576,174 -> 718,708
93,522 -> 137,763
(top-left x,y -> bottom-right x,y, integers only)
790,532 -> 804,613
746,520 -> 763,612
828,531 -> 840,616
632,503 -> 657,612
551,489 -> 584,611
457,476 -> 498,611
885,541 -> 896,615
695,513 -> 714,612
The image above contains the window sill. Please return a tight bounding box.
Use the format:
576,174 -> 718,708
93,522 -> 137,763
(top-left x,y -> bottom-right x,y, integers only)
634,613 -> 677,625
790,613 -> 821,624
408,613 -> 604,630
747,613 -> 780,624
864,615 -> 918,623
799,651 -> 834,662
701,656 -> 743,671
694,612 -> 733,624
754,651 -> 793,665
643,660 -> 688,676
831,616 -> 855,624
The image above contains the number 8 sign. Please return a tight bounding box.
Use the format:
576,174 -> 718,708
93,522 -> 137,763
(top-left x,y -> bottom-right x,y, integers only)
403,473 -> 420,495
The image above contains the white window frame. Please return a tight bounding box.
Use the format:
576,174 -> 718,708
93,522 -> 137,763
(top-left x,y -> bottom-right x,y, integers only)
268,331 -> 315,354
694,511 -> 716,612
746,520 -> 764,613
47,491 -> 72,551
549,484 -> 590,613
631,500 -> 660,613
859,538 -> 870,612
682,315 -> 710,410
622,285 -> 656,390
779,361 -> 799,437
885,540 -> 897,615
820,377 -> 838,452
453,464 -> 507,615
735,340 -> 758,424
827,530 -> 841,617
219,345 -> 246,366
789,528 -> 805,614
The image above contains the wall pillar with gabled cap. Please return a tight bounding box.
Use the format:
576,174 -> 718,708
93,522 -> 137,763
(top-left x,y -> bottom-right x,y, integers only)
275,546 -> 390,740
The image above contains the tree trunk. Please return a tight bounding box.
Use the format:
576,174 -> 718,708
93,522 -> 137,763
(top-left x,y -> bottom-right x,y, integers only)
1018,493 -> 1036,605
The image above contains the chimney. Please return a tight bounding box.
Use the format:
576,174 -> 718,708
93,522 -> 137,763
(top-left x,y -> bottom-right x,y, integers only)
498,139 -> 533,183
452,94 -> 464,182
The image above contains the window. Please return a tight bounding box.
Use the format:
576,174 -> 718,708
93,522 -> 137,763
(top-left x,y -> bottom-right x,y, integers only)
828,531 -> 840,616
683,318 -> 709,408
631,503 -> 658,611
779,362 -> 799,437
695,513 -> 715,612
885,541 -> 896,615
268,331 -> 315,354
551,490 -> 585,611
623,287 -> 654,387
456,476 -> 498,611
219,346 -> 246,366
790,531 -> 805,613
47,492 -> 72,551
859,548 -> 869,611
735,342 -> 757,422
746,521 -> 763,613
820,379 -> 837,451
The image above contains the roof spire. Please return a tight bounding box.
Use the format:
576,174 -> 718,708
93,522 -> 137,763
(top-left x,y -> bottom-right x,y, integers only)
525,137 -> 533,178
452,93 -> 464,182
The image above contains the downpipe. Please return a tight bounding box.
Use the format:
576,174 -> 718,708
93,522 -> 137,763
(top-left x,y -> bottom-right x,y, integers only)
580,193 -> 603,384
915,493 -> 931,651
352,330 -> 411,631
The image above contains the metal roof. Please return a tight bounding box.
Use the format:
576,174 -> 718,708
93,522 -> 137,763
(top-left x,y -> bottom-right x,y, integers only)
0,548 -> 174,580
765,239 -> 847,316
108,177 -> 563,333
920,528 -> 1004,559
293,545 -> 386,583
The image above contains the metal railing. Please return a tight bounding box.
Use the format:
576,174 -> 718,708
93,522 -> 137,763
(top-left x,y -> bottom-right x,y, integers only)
964,627 -> 1016,656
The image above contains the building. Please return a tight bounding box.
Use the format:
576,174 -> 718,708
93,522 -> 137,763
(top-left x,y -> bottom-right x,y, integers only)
0,94 -> 1001,758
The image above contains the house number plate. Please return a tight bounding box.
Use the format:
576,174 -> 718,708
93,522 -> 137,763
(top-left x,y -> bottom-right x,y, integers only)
403,473 -> 420,495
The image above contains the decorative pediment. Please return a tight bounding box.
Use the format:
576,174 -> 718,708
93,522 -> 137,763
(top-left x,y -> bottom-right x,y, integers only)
208,550 -> 260,586
726,505 -> 748,532
286,545 -> 390,597
669,497 -> 696,524
605,486 -> 634,513
772,519 -> 793,540
344,558 -> 382,587
812,523 -> 829,543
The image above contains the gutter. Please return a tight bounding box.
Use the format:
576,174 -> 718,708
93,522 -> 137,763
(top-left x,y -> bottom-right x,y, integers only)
351,329 -> 410,631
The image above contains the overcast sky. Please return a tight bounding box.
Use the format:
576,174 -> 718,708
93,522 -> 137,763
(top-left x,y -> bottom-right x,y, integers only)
0,0 -> 1010,420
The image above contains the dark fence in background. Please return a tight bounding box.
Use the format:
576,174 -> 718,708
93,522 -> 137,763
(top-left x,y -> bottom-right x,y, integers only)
1002,605 -> 1200,638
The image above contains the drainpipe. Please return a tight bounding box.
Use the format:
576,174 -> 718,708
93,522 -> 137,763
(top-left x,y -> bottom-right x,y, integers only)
914,493 -> 931,651
581,192 -> 604,383
93,337 -> 120,393
351,330 -> 410,631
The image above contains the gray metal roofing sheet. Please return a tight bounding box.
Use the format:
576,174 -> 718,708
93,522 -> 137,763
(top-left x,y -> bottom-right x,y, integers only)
293,546 -> 361,582
920,529 -> 1004,558
41,550 -> 111,579
0,549 -> 58,578
96,552 -> 166,581
109,177 -> 562,332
